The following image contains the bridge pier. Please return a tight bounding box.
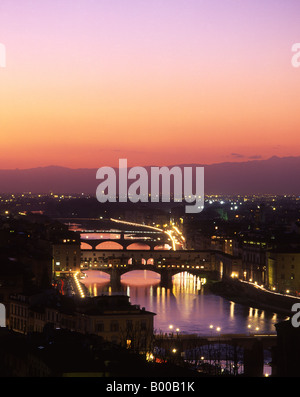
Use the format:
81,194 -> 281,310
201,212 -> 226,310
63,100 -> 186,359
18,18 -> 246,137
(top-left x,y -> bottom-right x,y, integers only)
110,268 -> 121,290
243,339 -> 264,377
160,270 -> 173,288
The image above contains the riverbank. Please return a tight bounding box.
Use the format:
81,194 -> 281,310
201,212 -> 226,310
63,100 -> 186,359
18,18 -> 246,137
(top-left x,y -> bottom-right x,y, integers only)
209,277 -> 300,317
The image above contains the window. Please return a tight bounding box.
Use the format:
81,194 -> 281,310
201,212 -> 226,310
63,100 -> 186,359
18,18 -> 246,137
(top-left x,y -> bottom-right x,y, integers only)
141,321 -> 147,331
140,336 -> 146,348
110,321 -> 119,332
126,320 -> 133,331
96,322 -> 104,332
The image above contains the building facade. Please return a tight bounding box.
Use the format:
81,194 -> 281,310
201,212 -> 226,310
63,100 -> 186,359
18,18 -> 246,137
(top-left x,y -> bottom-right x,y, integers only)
9,292 -> 155,353
267,250 -> 300,295
52,241 -> 81,274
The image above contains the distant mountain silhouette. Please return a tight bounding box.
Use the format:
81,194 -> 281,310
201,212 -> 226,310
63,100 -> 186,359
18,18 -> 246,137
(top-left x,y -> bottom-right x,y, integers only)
0,156 -> 299,195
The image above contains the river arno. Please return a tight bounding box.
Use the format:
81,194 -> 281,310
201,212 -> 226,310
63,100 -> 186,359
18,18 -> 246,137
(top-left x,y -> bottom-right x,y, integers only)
81,270 -> 289,336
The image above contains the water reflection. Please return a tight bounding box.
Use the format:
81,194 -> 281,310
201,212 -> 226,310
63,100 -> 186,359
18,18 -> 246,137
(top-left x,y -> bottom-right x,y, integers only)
82,270 -> 288,336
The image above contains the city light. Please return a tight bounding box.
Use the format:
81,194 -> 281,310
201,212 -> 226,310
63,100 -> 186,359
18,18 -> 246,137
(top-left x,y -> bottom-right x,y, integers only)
74,272 -> 85,298
165,230 -> 176,251
2,192 -> 300,378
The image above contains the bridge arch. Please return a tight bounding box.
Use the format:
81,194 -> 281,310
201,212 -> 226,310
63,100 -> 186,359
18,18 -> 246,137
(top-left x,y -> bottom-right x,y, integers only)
171,269 -> 208,279
126,243 -> 151,250
95,241 -> 123,250
120,269 -> 161,284
81,242 -> 93,250
128,257 -> 148,265
154,244 -> 172,250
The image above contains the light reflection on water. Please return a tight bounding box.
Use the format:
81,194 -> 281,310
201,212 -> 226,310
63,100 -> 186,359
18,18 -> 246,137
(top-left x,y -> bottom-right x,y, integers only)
82,270 -> 288,336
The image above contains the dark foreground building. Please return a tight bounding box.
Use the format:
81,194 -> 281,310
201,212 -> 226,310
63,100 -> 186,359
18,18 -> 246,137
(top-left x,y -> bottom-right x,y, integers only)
9,290 -> 155,353
273,319 -> 300,377
0,327 -> 202,377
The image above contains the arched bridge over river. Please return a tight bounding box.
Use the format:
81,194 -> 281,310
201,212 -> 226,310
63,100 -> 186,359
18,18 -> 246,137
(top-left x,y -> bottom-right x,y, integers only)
80,248 -> 236,286
154,333 -> 277,377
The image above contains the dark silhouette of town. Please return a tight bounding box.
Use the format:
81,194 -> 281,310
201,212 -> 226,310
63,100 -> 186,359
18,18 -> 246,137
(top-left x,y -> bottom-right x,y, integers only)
1,193 -> 300,377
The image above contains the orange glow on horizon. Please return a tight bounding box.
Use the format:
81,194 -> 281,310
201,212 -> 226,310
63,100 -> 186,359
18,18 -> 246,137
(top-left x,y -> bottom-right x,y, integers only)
1,1 -> 300,169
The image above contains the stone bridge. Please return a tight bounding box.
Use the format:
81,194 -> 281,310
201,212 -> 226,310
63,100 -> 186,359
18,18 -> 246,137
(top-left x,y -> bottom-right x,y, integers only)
94,263 -> 220,287
154,333 -> 277,376
81,231 -> 168,250
80,249 -> 235,286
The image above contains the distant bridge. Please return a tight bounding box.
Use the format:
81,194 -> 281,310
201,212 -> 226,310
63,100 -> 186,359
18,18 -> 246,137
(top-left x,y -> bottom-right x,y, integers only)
154,332 -> 277,350
81,232 -> 167,250
80,228 -> 172,250
154,333 -> 277,376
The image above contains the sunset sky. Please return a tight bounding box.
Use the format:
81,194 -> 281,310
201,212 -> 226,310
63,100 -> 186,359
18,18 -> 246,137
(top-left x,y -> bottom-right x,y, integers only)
0,0 -> 300,169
